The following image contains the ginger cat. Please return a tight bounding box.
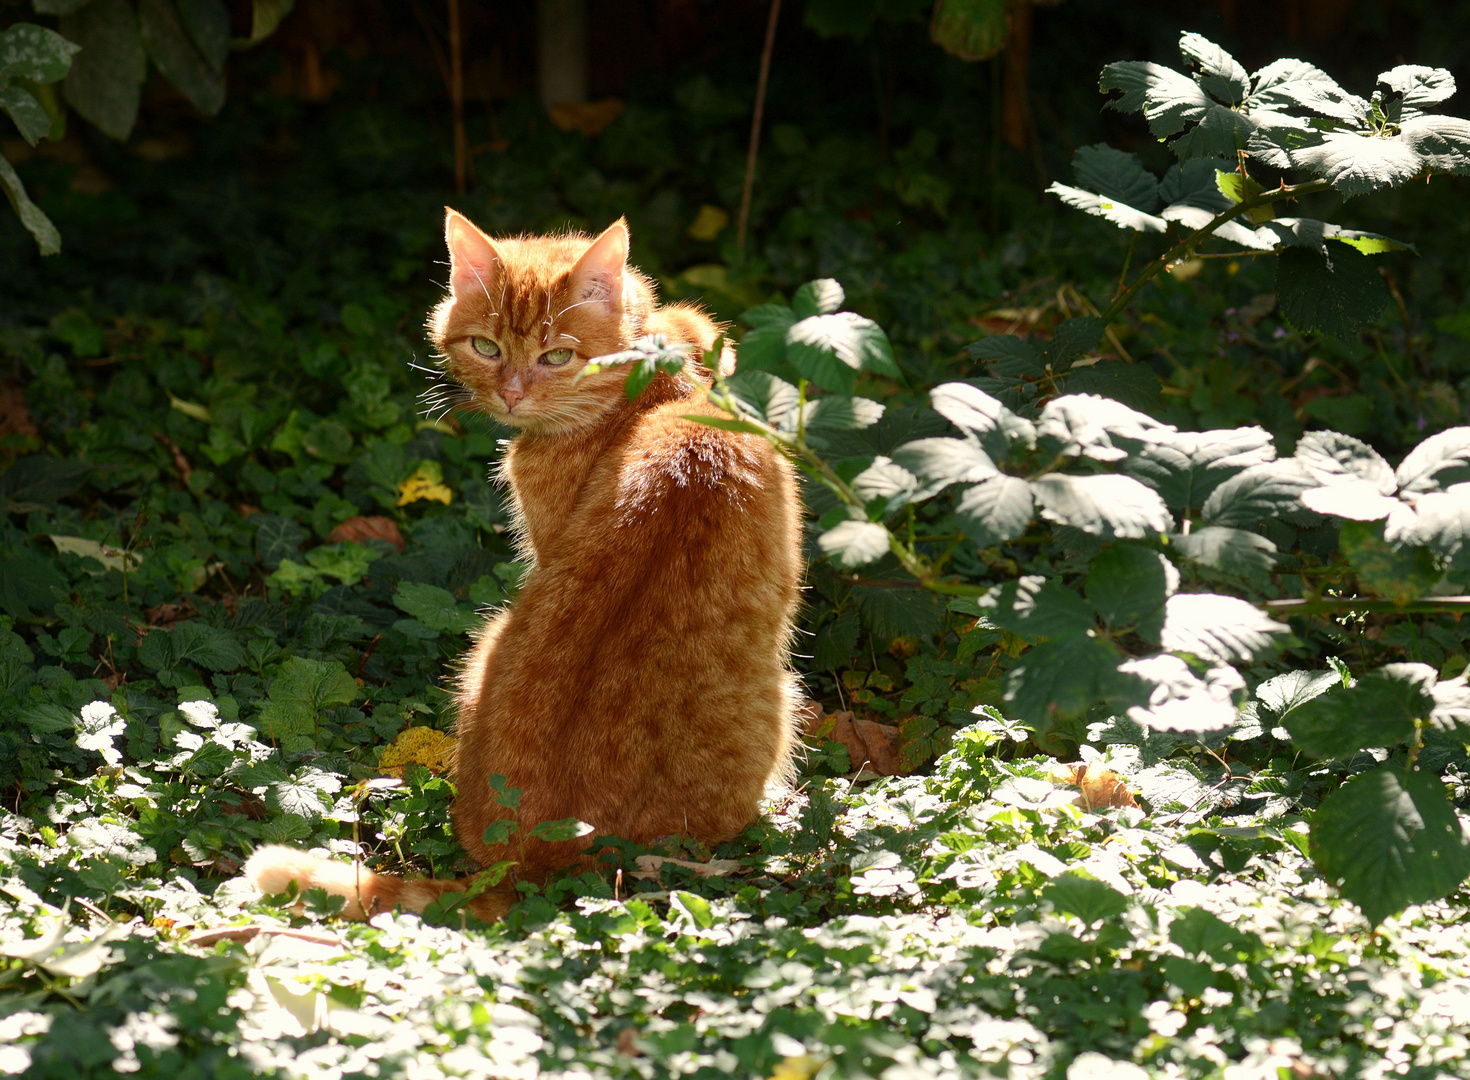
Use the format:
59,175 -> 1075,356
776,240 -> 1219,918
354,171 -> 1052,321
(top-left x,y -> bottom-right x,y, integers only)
246,212 -> 802,920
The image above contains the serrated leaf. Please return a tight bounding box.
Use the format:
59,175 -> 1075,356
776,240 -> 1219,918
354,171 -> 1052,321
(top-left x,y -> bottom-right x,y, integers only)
741,303 -> 797,330
818,520 -> 890,568
726,370 -> 800,430
1407,485 -> 1470,569
1158,593 -> 1287,663
1070,143 -> 1160,212
785,312 -> 899,391
965,336 -> 1045,375
1251,669 -> 1341,728
1312,765 -> 1470,926
1249,58 -> 1364,122
1399,115 -> 1470,177
928,0 -> 1008,62
1395,427 -> 1470,494
0,151 -> 60,255
528,817 -> 596,843
139,0 -> 224,115
791,278 -> 845,318
1179,32 -> 1249,105
1339,519 -> 1440,604
1295,430 -> 1396,492
1168,525 -> 1277,577
1290,130 -> 1422,198
259,657 -> 357,753
1122,426 -> 1276,511
177,0 -> 229,72
977,575 -> 1095,641
1284,663 -> 1435,757
1031,473 -> 1172,538
1085,545 -> 1177,629
953,475 -> 1034,546
1044,872 -> 1128,924
0,23 -> 80,83
853,586 -> 944,641
930,381 -> 1037,461
890,437 -> 997,487
1004,635 -> 1129,728
1036,394 -> 1174,463
851,457 -> 921,513
1048,317 -> 1104,369
1117,654 -> 1244,732
393,581 -> 477,635
735,322 -> 790,371
803,395 -> 884,431
1300,480 -> 1406,522
1201,459 -> 1314,527
1047,182 -> 1166,233
1377,65 -> 1456,117
1430,675 -> 1470,741
1276,245 -> 1391,340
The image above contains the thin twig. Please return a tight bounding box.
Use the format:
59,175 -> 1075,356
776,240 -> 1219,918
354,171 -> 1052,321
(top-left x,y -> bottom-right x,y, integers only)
448,0 -> 468,192
152,432 -> 192,485
1266,596 -> 1470,616
736,0 -> 782,250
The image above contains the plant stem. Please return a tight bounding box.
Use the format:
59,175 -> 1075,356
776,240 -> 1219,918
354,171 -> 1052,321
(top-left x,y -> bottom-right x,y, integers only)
1265,595 -> 1470,616
1102,178 -> 1331,326
448,0 -> 468,193
736,0 -> 782,250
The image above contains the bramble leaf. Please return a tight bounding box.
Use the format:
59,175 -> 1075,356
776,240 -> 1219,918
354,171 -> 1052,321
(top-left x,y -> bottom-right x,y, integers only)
977,576 -> 1095,641
1031,473 -> 1172,538
1284,663 -> 1435,757
954,475 -> 1034,546
1157,594 -> 1288,663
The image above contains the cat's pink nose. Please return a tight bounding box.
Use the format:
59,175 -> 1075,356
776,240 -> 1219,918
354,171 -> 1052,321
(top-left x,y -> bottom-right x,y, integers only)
500,386 -> 524,411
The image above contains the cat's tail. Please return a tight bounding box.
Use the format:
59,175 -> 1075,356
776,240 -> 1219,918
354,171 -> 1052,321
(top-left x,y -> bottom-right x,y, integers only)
243,846 -> 516,923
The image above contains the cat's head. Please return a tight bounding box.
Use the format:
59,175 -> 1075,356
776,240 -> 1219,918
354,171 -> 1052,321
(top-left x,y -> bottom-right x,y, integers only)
428,210 -> 654,434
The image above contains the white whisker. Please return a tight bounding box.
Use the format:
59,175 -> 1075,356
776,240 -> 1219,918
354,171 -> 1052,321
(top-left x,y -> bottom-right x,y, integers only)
554,298 -> 601,319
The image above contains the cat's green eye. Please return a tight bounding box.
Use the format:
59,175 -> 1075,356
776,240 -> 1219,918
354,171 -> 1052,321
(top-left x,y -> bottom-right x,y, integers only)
540,348 -> 574,366
470,337 -> 500,358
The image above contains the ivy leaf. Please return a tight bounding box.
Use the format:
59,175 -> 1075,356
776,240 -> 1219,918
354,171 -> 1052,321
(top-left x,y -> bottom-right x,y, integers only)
1394,427 -> 1470,494
1156,593 -> 1287,663
1168,526 -> 1277,578
0,23 -> 81,83
253,514 -> 307,570
1031,473 -> 1172,539
817,520 -> 890,568
1122,427 -> 1276,511
1117,654 -> 1244,732
1284,663 -> 1435,757
977,576 -> 1095,641
1085,545 -> 1177,630
1311,765 -> 1470,926
953,475 -> 1034,546
1200,460 -> 1314,527
785,313 -> 900,392
791,278 -> 845,318
1276,245 -> 1390,341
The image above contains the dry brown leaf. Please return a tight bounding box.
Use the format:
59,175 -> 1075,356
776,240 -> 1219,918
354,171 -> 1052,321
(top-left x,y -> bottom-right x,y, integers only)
829,711 -> 904,776
189,925 -> 345,948
548,98 -> 625,136
1055,762 -> 1138,810
328,515 -> 406,552
0,382 -> 37,439
631,855 -> 741,880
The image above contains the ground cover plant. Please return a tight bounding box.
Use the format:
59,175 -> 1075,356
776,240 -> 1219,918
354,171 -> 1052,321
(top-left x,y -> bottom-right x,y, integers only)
3,4 -> 1470,1078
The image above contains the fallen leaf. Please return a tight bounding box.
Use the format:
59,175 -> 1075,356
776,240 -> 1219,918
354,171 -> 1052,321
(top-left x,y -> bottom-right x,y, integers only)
377,726 -> 456,778
632,855 -> 741,880
0,382 -> 37,438
328,515 -> 406,552
829,711 -> 904,776
1055,762 -> 1138,810
397,462 -> 453,507
548,98 -> 625,136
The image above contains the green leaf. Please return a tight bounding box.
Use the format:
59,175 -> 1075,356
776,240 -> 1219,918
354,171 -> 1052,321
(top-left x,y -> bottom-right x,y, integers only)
1284,664 -> 1435,757
0,547 -> 65,617
1046,182 -> 1166,233
1339,519 -> 1440,604
1406,487 -> 1470,569
1249,669 -> 1341,731
792,278 -> 845,318
1117,654 -> 1244,732
803,395 -> 885,432
1170,906 -> 1260,962
1377,65 -> 1456,118
1036,394 -> 1173,463
930,381 -> 1037,460
258,656 -> 357,753
1044,872 -> 1128,925
481,820 -> 516,845
393,581 -> 477,635
138,0 -> 225,115
1005,634 -> 1127,728
1291,130 -> 1422,198
965,336 -> 1045,376
1168,525 -> 1277,578
488,773 -> 523,809
1399,115 -> 1470,178
1122,427 -> 1276,511
1276,245 -> 1390,341
1395,427 -> 1470,494
0,455 -> 91,512
854,585 -> 945,641
1200,460 -> 1314,527
1157,593 -> 1288,663
1031,473 -> 1172,539
890,437 -> 997,487
679,414 -> 767,436
241,0 -> 295,46
726,370 -> 800,430
1085,545 -> 1176,630
1069,144 -> 1160,212
817,520 -> 890,568
1311,765 -> 1470,926
1047,317 -> 1104,369
977,575 -> 1095,641
0,23 -> 81,83
177,0 -> 229,72
1060,361 -> 1161,412
1295,430 -> 1396,492
785,312 -> 900,392
928,0 -> 1008,61
528,818 -> 596,842
138,621 -> 247,675
0,150 -> 60,255
740,302 -> 798,330
1179,32 -> 1249,106
732,323 -> 789,372
1248,58 -> 1362,123
670,891 -> 715,930
0,85 -> 50,145
953,475 -> 1034,546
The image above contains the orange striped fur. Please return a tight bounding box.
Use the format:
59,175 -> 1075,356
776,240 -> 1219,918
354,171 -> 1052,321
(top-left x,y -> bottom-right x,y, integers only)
245,212 -> 802,920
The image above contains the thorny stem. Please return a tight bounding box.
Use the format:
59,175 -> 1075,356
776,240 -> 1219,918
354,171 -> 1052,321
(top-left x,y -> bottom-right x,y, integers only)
1266,596 -> 1470,616
1102,178 -> 1332,326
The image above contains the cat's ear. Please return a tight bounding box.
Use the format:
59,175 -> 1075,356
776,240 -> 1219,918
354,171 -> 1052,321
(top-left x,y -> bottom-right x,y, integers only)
566,218 -> 629,312
445,209 -> 503,301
